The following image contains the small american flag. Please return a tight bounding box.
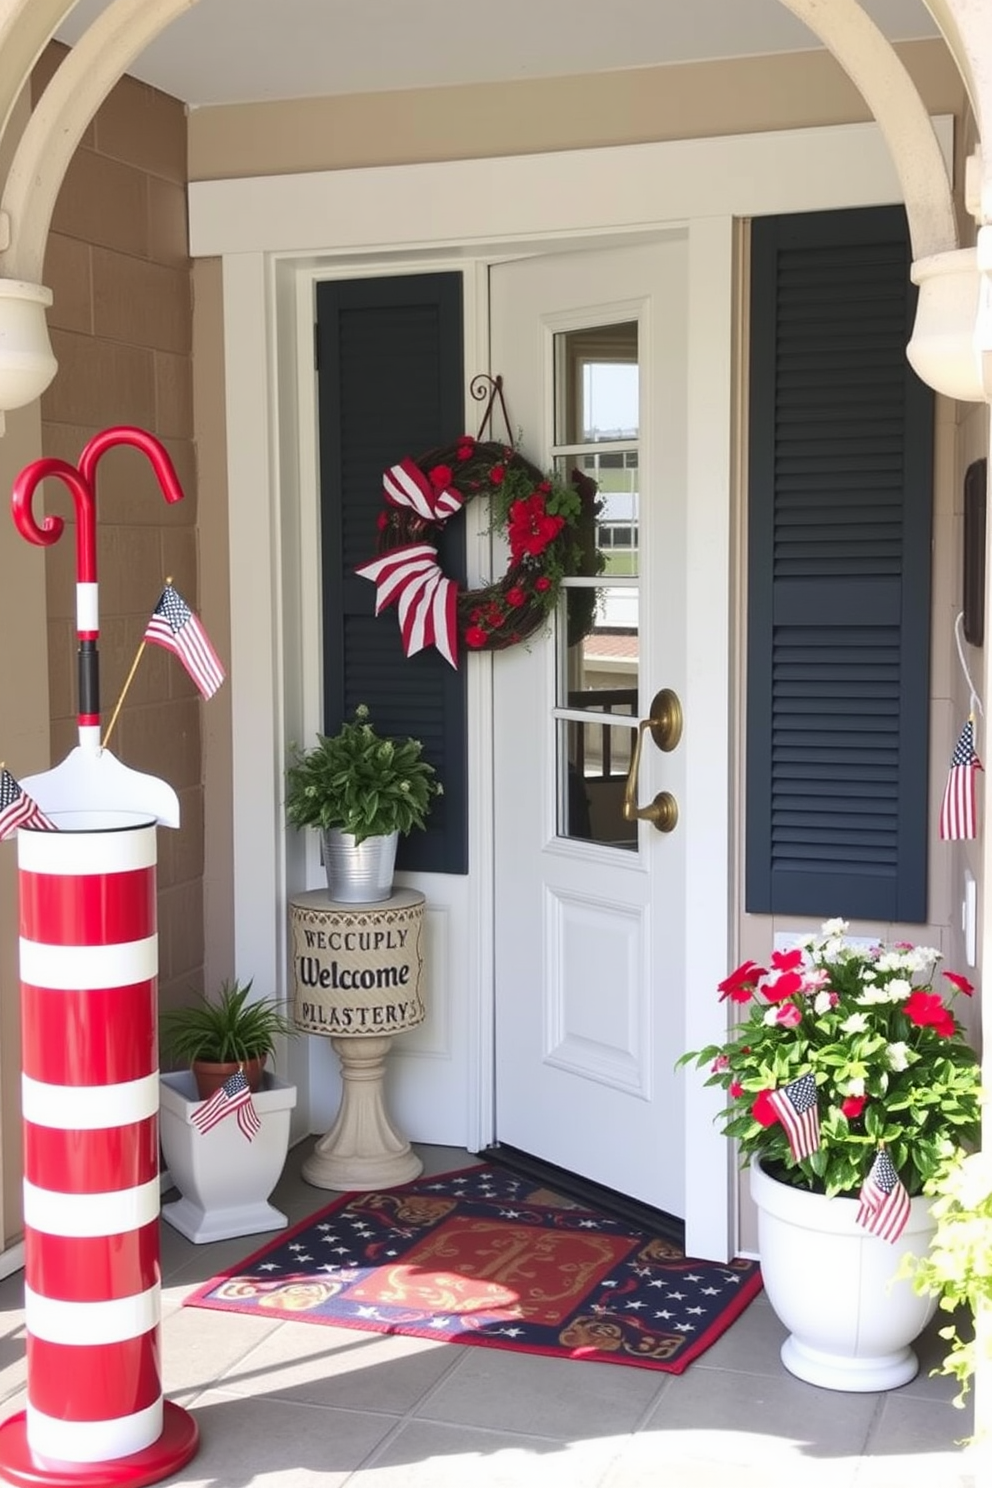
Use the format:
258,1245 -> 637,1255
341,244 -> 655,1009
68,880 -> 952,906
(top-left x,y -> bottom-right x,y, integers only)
939,718 -> 982,840
856,1149 -> 911,1243
145,584 -> 226,700
0,767 -> 56,841
190,1069 -> 260,1142
768,1072 -> 821,1161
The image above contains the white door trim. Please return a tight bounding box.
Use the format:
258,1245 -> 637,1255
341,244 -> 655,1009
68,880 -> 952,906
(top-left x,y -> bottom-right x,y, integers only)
189,119 -> 952,259
195,118 -> 949,1260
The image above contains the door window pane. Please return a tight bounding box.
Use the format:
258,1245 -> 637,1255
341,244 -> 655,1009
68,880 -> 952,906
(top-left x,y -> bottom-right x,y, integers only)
557,586 -> 639,707
554,323 -> 639,444
551,320 -> 639,851
558,720 -> 637,848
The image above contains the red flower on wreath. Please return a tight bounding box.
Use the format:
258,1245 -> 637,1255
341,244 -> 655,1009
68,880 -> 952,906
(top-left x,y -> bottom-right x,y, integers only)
508,495 -> 565,562
356,435 -> 600,665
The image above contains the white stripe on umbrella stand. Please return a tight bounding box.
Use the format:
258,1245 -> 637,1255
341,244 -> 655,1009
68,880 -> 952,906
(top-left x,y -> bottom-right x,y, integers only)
26,1400 -> 164,1466
25,1283 -> 161,1345
21,1071 -> 159,1129
19,935 -> 157,991
16,822 -> 157,874
76,581 -> 99,634
23,1176 -> 160,1238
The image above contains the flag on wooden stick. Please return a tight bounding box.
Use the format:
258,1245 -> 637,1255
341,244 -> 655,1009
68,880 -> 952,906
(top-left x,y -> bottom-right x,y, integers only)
856,1149 -> 911,1243
190,1069 -> 260,1142
768,1072 -> 821,1162
939,718 -> 982,840
144,583 -> 226,699
0,766 -> 56,841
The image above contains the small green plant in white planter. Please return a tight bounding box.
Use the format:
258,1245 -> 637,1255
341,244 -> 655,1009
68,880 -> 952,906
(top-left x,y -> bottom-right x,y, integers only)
160,977 -> 296,1099
285,704 -> 442,902
158,979 -> 298,1244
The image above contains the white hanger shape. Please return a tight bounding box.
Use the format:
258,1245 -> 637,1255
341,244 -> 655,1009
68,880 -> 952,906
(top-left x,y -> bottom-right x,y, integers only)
954,610 -> 985,724
11,427 -> 185,827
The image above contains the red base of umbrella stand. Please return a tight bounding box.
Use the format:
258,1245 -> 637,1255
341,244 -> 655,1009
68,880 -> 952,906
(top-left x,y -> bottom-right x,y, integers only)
0,1403 -> 199,1488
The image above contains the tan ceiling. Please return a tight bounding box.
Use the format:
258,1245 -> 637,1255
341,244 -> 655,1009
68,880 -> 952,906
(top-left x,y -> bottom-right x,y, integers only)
55,0 -> 940,109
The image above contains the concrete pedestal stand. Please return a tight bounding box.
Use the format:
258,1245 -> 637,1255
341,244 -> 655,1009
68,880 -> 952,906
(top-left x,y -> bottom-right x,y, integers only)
0,813 -> 198,1488
289,888 -> 426,1191
302,1035 -> 422,1189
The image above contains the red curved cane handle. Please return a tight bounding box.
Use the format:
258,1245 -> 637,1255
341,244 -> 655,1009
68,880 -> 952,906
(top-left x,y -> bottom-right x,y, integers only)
11,458 -> 96,579
78,425 -> 185,508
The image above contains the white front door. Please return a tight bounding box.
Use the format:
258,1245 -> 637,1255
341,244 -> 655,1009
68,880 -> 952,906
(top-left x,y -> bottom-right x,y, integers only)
491,237 -> 689,1218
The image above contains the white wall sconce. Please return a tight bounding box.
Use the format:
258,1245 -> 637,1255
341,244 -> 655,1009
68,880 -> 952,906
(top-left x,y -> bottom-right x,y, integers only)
0,278 -> 57,431
908,243 -> 991,404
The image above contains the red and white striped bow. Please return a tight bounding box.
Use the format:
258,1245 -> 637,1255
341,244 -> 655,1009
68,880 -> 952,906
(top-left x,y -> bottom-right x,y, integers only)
383,458 -> 464,521
355,543 -> 458,668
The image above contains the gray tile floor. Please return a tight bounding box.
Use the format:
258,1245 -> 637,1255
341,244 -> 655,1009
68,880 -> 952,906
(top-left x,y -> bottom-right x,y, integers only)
0,1141 -> 981,1487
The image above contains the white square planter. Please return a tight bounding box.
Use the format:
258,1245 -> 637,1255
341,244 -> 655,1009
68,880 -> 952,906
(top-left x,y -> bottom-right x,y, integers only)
159,1070 -> 297,1244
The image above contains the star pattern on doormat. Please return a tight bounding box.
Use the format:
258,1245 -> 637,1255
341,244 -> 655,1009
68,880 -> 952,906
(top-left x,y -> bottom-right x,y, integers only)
184,1166 -> 762,1374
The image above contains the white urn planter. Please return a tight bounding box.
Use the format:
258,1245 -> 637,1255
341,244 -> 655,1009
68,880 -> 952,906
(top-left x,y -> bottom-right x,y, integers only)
750,1155 -> 938,1392
159,1070 -> 297,1243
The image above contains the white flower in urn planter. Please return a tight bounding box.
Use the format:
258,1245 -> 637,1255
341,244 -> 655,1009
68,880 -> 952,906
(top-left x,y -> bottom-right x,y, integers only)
680,920 -> 982,1392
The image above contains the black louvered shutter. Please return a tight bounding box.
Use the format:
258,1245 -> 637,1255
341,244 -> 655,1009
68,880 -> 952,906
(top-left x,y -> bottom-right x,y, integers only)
746,207 -> 933,922
316,274 -> 467,874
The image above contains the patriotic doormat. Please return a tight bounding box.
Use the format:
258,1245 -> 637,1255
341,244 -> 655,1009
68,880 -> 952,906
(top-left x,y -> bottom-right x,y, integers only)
184,1165 -> 762,1374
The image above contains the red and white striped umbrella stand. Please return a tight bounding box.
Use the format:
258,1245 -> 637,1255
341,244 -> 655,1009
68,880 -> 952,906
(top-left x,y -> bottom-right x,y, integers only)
0,812 -> 198,1487
0,425 -> 200,1484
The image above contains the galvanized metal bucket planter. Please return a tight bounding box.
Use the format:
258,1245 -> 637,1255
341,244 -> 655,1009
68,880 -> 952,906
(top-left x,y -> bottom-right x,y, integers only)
320,827 -> 398,903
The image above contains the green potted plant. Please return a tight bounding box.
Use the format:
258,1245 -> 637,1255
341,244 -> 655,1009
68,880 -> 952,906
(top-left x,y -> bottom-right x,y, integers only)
285,703 -> 442,902
158,978 -> 299,1244
160,977 -> 297,1098
680,918 -> 982,1392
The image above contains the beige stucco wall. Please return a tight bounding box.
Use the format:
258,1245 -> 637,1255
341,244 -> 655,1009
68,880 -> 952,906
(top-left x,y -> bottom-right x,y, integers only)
188,40 -> 963,181
33,44 -> 204,1020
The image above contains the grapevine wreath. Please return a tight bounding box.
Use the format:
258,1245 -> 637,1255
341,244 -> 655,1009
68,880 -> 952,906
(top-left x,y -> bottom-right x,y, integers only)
356,436 -> 602,667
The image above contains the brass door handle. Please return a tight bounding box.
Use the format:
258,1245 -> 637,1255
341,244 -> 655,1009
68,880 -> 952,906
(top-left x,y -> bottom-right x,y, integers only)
622,688 -> 682,833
